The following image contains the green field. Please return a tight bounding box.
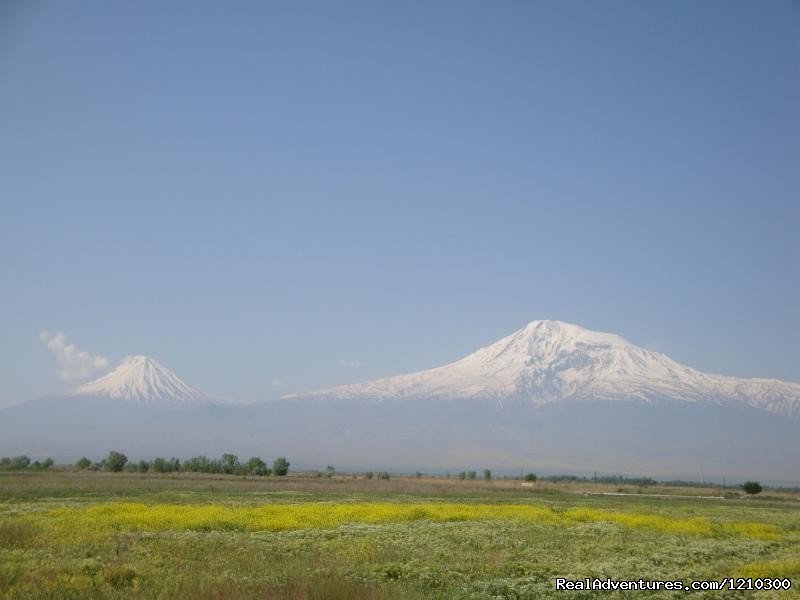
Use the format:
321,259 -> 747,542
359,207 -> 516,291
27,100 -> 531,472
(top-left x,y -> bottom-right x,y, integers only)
1,472 -> 798,598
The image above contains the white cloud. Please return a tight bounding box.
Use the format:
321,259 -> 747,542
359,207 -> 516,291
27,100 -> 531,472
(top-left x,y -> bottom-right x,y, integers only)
338,359 -> 363,368
271,379 -> 284,387
39,331 -> 110,381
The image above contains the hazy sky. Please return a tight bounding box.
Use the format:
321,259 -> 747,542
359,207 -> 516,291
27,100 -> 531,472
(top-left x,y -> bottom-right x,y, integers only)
1,0 -> 798,406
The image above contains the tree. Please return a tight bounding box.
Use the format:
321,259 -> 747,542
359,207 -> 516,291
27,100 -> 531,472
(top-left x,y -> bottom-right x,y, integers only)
246,457 -> 270,476
742,481 -> 762,495
9,455 -> 31,470
466,470 -> 477,480
325,465 -> 336,478
377,471 -> 391,480
104,451 -> 127,472
364,471 -> 374,480
221,453 -> 240,475
483,469 -> 492,481
42,458 -> 54,469
524,473 -> 537,482
273,457 -> 290,476
138,460 -> 150,473
458,471 -> 466,480
184,455 -> 214,473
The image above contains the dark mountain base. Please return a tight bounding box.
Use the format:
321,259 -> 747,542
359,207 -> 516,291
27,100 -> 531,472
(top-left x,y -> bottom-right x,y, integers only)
0,396 -> 797,484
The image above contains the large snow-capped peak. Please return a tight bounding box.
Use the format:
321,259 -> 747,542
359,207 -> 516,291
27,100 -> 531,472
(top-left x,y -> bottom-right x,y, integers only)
290,320 -> 800,416
72,355 -> 232,405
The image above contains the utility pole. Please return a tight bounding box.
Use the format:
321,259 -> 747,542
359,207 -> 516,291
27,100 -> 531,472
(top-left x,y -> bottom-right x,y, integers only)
723,477 -> 726,498
594,471 -> 597,488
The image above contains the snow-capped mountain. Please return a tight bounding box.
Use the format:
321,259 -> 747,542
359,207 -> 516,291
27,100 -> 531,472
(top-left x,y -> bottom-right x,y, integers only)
2,320 -> 798,481
72,355 -> 232,405
290,320 -> 800,417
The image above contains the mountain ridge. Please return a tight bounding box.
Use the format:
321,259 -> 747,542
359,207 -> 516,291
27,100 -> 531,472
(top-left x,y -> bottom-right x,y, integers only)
285,320 -> 800,417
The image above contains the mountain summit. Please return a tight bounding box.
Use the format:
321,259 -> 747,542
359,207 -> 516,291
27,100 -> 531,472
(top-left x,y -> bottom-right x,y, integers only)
72,355 -> 227,405
292,320 -> 800,417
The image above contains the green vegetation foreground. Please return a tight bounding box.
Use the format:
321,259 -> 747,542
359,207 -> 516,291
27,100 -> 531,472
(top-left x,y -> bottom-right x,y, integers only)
1,471 -> 799,599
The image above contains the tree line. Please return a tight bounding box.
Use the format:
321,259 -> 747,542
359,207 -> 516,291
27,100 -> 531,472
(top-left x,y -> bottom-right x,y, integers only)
0,456 -> 765,494
453,469 -> 536,481
0,455 -> 54,470
70,451 -> 290,476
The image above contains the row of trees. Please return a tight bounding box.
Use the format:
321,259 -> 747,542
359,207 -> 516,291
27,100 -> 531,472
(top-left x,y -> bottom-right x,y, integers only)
307,467 -> 391,480
455,469 -> 517,481
0,455 -> 54,470
0,454 -> 765,494
74,451 -> 290,476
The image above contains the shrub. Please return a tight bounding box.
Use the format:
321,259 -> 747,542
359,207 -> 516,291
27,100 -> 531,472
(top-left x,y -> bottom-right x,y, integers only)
138,460 -> 150,473
364,471 -> 374,480
273,457 -> 290,476
325,465 -> 336,478
524,473 -> 537,482
104,565 -> 137,588
458,471 -> 466,480
42,458 -> 54,469
105,451 -> 127,472
466,470 -> 477,480
377,471 -> 391,480
742,481 -> 763,495
483,469 -> 492,481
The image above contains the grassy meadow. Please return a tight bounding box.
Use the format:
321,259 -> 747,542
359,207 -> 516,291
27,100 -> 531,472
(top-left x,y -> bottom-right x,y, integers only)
1,471 -> 799,598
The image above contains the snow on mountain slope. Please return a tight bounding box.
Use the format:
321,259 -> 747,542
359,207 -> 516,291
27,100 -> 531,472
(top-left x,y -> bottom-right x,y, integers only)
289,320 -> 800,416
72,355 -> 234,405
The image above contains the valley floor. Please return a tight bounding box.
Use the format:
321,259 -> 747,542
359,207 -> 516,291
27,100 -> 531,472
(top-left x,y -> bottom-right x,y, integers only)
1,472 -> 799,598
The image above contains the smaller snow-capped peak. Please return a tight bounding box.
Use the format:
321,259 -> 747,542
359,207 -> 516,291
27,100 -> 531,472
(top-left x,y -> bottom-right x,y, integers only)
72,355 -> 233,405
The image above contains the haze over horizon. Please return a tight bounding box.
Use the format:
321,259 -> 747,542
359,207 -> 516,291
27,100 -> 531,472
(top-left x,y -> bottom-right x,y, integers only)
1,1 -> 798,407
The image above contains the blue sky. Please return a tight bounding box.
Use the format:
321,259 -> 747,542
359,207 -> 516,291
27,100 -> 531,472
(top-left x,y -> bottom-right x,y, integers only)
1,0 -> 798,406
